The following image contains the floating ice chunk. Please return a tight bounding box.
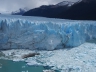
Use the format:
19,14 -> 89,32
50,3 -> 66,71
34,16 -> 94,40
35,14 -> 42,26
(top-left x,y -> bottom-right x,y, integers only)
43,70 -> 55,72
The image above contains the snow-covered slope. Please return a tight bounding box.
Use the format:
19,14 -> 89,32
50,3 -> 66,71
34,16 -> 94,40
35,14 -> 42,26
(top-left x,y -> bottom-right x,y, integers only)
56,1 -> 74,6
0,15 -> 96,50
11,8 -> 29,15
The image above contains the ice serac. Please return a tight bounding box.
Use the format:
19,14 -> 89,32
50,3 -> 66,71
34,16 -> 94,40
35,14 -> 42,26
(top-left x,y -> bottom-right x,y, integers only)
0,15 -> 96,50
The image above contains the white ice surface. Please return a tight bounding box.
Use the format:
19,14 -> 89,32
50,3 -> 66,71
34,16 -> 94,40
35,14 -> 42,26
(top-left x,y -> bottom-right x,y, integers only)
0,15 -> 96,50
1,42 -> 96,72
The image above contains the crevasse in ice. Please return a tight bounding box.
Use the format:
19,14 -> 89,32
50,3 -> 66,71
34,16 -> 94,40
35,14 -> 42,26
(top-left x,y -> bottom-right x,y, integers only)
0,15 -> 96,50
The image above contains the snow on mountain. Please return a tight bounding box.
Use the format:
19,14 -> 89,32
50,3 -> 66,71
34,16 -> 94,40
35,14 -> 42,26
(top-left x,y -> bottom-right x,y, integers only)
56,1 -> 74,6
11,7 -> 29,15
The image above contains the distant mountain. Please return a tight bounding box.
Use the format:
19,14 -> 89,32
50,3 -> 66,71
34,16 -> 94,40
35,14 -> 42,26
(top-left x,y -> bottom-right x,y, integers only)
23,0 -> 96,20
23,1 -> 74,18
0,11 -> 11,14
12,8 -> 29,15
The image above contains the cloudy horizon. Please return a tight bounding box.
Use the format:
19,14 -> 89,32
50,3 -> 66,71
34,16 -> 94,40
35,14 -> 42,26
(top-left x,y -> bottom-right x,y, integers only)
0,0 -> 78,13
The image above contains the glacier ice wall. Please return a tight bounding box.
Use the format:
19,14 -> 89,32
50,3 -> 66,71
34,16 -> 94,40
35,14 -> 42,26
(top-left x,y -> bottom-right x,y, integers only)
0,15 -> 96,50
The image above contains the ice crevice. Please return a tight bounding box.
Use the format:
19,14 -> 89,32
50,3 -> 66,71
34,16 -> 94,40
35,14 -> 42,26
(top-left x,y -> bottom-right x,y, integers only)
0,15 -> 96,50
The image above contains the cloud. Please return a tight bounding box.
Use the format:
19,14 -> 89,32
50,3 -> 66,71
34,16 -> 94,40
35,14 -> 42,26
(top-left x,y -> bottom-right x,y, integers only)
0,0 -> 78,13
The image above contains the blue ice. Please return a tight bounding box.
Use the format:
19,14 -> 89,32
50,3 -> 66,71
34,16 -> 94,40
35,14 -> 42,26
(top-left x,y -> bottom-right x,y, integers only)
0,15 -> 96,50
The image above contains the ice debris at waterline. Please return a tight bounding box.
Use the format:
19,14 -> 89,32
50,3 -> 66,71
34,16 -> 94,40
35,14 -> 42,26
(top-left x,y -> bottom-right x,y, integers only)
1,43 -> 96,72
0,15 -> 96,50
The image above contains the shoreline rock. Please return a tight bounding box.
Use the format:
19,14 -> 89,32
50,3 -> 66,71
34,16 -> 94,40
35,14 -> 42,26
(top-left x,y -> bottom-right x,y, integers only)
22,53 -> 40,59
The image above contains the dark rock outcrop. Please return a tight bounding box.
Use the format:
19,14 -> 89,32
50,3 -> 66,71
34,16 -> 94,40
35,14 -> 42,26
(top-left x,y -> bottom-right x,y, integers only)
22,53 -> 40,59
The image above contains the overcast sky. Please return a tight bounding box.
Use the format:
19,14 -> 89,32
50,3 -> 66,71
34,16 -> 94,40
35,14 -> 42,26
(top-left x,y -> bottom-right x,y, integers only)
0,0 -> 78,13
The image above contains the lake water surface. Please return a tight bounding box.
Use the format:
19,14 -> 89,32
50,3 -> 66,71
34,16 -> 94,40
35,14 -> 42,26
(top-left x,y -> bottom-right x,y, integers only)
0,59 -> 45,72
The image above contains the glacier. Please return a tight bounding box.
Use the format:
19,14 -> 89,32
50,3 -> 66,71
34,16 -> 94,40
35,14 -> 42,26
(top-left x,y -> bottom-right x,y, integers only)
0,15 -> 96,50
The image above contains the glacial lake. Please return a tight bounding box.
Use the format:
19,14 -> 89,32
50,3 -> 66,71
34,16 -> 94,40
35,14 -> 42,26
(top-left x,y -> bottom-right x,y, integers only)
0,59 -> 46,72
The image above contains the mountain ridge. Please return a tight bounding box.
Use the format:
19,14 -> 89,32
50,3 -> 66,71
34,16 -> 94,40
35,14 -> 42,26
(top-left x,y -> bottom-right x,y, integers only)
23,0 -> 96,20
23,1 -> 72,18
